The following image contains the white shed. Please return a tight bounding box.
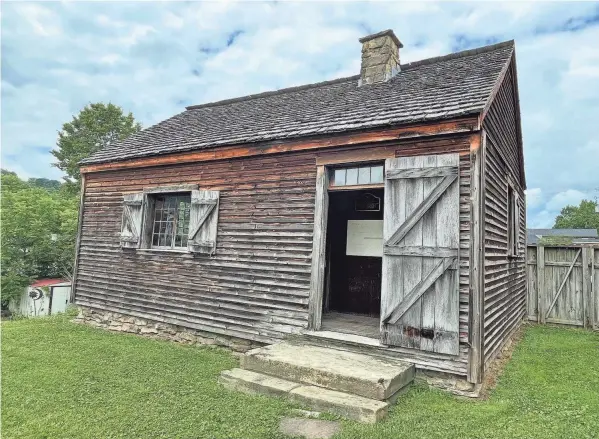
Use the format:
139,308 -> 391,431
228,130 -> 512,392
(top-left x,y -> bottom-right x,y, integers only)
9,279 -> 72,317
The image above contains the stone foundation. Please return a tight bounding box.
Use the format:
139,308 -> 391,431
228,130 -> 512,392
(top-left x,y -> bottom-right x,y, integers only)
416,370 -> 480,397
74,307 -> 263,353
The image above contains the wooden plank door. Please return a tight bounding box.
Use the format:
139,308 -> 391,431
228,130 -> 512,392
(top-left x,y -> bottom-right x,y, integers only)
380,154 -> 460,355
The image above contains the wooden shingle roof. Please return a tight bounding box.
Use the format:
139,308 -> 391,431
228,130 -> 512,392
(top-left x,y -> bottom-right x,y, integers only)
82,40 -> 514,165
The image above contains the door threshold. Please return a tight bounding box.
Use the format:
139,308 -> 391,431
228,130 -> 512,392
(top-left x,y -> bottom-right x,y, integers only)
302,329 -> 382,348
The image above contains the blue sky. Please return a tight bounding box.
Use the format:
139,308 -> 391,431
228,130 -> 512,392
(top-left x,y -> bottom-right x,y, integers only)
2,1 -> 598,227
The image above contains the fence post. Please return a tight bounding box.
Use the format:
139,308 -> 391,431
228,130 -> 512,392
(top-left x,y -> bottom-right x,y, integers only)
537,245 -> 545,324
582,247 -> 590,328
593,247 -> 597,330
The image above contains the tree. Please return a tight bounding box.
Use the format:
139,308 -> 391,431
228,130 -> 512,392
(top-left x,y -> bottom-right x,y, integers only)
0,172 -> 78,305
554,200 -> 599,232
51,103 -> 141,182
28,177 -> 61,191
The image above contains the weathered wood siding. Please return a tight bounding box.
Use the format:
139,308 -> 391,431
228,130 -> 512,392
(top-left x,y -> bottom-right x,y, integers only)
77,152 -> 318,345
482,60 -> 527,369
395,136 -> 473,350
76,133 -> 475,376
527,245 -> 598,328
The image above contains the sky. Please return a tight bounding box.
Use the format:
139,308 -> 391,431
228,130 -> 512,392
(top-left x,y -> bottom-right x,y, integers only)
1,1 -> 599,227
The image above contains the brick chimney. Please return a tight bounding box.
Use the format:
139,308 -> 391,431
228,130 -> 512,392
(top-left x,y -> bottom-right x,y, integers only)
358,29 -> 403,86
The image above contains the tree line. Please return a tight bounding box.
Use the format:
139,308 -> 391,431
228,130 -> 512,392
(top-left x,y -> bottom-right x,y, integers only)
1,103 -> 140,306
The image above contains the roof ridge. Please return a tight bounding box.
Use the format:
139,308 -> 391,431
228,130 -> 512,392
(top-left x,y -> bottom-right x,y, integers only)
186,75 -> 359,111
185,40 -> 514,112
401,40 -> 515,70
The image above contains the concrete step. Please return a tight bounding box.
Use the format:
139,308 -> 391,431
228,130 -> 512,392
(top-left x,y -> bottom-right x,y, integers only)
219,368 -> 389,423
241,342 -> 414,401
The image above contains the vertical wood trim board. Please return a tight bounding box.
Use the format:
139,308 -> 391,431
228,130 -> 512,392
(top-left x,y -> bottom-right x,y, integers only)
537,246 -> 546,324
308,165 -> 329,330
72,174 -> 87,302
468,132 -> 485,384
582,247 -> 590,328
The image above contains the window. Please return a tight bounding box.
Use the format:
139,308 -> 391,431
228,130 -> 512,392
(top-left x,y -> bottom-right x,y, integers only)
507,185 -> 519,256
120,186 -> 220,254
331,164 -> 384,187
150,193 -> 191,249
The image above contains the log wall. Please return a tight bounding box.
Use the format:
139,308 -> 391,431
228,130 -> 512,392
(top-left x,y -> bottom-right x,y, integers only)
482,60 -> 527,370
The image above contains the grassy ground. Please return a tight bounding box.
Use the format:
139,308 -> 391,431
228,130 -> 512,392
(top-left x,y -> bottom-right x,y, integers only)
2,317 -> 598,439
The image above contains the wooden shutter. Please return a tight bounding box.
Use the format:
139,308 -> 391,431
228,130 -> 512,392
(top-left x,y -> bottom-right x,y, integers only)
188,190 -> 220,255
380,154 -> 460,355
120,193 -> 145,249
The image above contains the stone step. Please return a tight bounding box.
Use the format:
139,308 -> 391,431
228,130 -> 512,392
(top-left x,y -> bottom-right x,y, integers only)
241,342 -> 414,401
219,368 -> 389,423
219,368 -> 300,397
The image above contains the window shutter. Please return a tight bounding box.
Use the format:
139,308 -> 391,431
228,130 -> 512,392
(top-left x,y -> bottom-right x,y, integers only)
121,193 -> 145,249
188,190 -> 220,255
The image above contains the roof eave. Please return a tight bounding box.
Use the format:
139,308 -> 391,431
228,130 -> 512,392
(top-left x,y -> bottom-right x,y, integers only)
79,114 -> 481,172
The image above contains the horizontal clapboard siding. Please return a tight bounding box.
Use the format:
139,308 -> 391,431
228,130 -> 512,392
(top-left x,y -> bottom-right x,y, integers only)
76,135 -> 475,376
77,153 -> 318,344
482,60 -> 527,369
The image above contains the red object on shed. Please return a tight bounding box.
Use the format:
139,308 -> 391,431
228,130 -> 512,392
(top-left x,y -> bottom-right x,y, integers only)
30,279 -> 67,288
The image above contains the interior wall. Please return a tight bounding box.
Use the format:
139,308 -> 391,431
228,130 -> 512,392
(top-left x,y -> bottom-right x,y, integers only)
324,189 -> 384,316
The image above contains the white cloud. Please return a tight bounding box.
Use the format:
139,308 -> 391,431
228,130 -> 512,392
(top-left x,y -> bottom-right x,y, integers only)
163,11 -> 184,30
98,54 -> 121,65
546,189 -> 590,212
525,188 -> 543,209
1,1 -> 599,230
15,4 -> 62,37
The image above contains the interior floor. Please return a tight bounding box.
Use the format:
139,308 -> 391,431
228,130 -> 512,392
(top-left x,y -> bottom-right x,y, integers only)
321,311 -> 380,339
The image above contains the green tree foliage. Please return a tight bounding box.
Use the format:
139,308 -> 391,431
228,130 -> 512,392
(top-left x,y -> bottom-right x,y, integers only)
51,103 -> 141,182
554,199 -> 599,232
1,172 -> 79,305
28,178 -> 62,191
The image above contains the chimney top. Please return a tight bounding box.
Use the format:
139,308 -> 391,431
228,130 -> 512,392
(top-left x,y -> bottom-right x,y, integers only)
358,29 -> 402,86
359,29 -> 403,49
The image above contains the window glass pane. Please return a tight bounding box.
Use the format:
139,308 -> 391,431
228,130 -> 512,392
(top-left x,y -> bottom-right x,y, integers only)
345,168 -> 358,185
334,169 -> 346,186
370,166 -> 384,183
358,167 -> 370,184
150,193 -> 191,249
173,194 -> 191,249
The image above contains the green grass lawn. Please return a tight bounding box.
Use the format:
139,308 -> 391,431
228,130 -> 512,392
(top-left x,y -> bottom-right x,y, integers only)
2,317 -> 598,439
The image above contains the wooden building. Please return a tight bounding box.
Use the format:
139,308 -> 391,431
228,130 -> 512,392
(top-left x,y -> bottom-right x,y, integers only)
74,30 -> 526,385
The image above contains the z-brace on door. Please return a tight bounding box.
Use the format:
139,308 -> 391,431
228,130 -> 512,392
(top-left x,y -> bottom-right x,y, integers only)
380,154 -> 460,355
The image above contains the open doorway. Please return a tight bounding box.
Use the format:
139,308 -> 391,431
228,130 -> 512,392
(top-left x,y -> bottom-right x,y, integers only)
322,188 -> 384,338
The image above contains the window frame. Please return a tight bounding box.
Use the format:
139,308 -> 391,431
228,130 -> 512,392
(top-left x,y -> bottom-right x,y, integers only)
149,192 -> 192,250
139,185 -> 198,252
328,162 -> 385,191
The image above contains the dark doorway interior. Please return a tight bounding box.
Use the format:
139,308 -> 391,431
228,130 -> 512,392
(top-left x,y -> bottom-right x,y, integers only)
324,189 -> 384,318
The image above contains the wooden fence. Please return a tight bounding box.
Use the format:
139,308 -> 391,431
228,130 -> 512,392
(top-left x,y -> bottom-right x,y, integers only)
527,244 -> 599,329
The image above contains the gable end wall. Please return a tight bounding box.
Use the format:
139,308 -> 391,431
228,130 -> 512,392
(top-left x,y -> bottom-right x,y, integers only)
481,59 -> 527,370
